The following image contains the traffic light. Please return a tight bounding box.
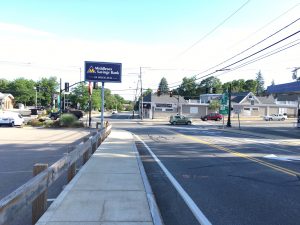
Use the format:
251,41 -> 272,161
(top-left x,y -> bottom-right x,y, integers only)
65,82 -> 69,92
169,91 -> 173,97
157,89 -> 161,96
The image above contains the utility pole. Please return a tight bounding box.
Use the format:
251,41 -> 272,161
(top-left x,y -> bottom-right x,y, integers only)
140,67 -> 143,120
226,83 -> 232,127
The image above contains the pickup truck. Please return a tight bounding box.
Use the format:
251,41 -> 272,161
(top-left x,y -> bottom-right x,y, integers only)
263,114 -> 286,121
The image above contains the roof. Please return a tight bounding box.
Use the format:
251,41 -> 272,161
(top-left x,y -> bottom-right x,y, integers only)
143,93 -> 152,102
0,93 -> 14,100
231,92 -> 250,104
267,81 -> 300,94
276,94 -> 298,101
257,95 -> 275,104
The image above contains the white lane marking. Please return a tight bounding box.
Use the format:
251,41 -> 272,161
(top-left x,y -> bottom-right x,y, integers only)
134,134 -> 212,225
264,154 -> 300,162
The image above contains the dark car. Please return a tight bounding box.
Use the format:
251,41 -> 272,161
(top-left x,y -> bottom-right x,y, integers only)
201,113 -> 223,121
49,110 -> 84,120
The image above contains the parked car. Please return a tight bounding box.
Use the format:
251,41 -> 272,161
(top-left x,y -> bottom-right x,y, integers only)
263,114 -> 286,121
201,113 -> 223,121
169,115 -> 192,125
0,111 -> 24,127
49,112 -> 60,120
49,110 -> 84,120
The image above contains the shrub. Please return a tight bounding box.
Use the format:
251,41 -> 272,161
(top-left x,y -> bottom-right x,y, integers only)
60,113 -> 77,127
27,119 -> 44,127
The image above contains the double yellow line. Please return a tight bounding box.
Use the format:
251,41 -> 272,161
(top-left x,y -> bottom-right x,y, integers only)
165,128 -> 300,177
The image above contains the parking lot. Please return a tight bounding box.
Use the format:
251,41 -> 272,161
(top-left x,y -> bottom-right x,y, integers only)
0,127 -> 91,198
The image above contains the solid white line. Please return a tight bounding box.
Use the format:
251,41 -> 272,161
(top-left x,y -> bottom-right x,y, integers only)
134,134 -> 212,225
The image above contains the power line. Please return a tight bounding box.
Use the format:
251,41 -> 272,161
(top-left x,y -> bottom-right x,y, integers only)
176,0 -> 251,58
229,3 -> 300,49
168,29 -> 300,89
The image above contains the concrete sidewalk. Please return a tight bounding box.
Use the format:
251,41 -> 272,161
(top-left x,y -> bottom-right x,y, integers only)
37,130 -> 161,225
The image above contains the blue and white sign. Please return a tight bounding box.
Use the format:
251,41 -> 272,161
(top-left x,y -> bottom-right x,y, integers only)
84,61 -> 122,83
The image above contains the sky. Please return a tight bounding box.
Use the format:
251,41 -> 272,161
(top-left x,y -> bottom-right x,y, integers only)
0,0 -> 299,100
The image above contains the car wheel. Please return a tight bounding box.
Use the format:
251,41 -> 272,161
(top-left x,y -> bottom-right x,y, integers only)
186,121 -> 191,125
10,121 -> 14,127
281,118 -> 285,121
204,118 -> 208,121
269,118 -> 272,121
172,121 -> 176,125
51,116 -> 55,120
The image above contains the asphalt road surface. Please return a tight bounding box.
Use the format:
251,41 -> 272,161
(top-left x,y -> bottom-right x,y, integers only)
0,127 -> 90,225
108,114 -> 300,225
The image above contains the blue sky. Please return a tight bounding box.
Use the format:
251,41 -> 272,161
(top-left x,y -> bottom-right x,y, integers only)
0,0 -> 299,99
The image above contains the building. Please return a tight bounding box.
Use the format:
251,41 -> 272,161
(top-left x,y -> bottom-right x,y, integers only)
142,93 -> 185,119
0,93 -> 14,110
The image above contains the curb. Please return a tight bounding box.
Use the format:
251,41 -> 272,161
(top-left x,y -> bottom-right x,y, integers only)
133,140 -> 164,225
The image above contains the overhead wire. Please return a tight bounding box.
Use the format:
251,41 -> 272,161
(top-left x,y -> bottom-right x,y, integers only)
176,0 -> 251,58
168,28 -> 300,89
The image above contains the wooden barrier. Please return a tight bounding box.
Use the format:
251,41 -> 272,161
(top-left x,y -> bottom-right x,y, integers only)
0,125 -> 112,225
32,164 -> 48,225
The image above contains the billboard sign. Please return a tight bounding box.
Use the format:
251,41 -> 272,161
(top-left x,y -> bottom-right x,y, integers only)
84,61 -> 122,83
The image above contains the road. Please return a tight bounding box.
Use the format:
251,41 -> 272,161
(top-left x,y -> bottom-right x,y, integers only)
108,112 -> 300,225
0,127 -> 90,225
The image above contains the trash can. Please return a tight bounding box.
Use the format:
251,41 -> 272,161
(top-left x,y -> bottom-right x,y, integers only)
30,108 -> 38,115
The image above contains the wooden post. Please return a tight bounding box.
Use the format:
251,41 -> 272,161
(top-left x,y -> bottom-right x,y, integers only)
32,163 -> 48,225
67,145 -> 76,183
67,163 -> 76,183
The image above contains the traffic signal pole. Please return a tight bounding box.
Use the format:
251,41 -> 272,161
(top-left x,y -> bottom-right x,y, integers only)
226,83 -> 232,127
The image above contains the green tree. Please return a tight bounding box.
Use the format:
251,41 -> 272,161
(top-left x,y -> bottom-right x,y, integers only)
37,77 -> 59,107
158,77 -> 169,94
177,76 -> 199,99
69,84 -> 89,110
255,70 -> 265,95
208,100 -> 220,111
231,79 -> 245,93
8,78 -> 36,106
198,76 -> 222,94
0,79 -> 10,93
244,79 -> 258,93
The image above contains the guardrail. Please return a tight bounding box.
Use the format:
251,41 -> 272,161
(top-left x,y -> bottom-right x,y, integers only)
0,125 -> 112,225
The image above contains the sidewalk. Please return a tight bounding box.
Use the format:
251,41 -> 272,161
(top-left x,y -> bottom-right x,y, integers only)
37,130 -> 161,225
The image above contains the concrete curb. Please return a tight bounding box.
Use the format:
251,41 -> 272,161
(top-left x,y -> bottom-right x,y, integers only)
133,140 -> 165,225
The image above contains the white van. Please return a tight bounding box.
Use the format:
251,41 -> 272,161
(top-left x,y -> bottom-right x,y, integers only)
0,111 -> 25,127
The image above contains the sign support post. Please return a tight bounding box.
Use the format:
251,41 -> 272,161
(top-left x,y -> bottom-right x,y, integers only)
101,82 -> 104,129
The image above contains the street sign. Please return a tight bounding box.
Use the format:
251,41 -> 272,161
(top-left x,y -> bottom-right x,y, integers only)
221,93 -> 228,105
84,61 -> 122,83
219,105 -> 228,115
233,105 -> 243,114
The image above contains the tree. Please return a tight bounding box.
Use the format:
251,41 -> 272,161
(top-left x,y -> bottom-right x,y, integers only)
271,79 -> 275,86
198,76 -> 222,94
0,79 -> 10,93
69,84 -> 89,110
158,77 -> 169,94
37,77 -> 59,107
8,78 -> 36,106
231,79 -> 245,93
255,70 -> 265,95
208,100 -> 220,112
244,79 -> 258,93
177,76 -> 199,99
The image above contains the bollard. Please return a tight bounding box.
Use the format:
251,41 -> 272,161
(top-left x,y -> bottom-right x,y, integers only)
32,163 -> 48,225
